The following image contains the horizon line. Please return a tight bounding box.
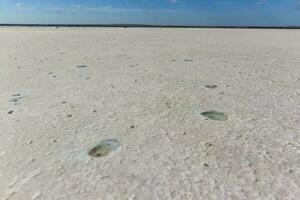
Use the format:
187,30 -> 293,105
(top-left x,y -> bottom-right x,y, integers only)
1,24 -> 300,29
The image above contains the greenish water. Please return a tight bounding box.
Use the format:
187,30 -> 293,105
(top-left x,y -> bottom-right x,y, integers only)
205,85 -> 218,89
76,65 -> 88,68
201,110 -> 228,121
88,139 -> 120,157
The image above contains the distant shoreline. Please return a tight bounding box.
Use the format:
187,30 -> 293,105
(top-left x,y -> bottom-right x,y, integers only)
1,24 -> 300,29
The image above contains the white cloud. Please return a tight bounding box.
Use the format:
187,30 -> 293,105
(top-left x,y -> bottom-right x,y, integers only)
214,1 -> 233,5
16,2 -> 35,10
256,0 -> 267,5
71,4 -> 82,9
16,3 -> 24,8
46,6 -> 179,13
168,0 -> 181,3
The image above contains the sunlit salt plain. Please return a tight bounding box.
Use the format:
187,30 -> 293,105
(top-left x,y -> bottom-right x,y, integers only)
1,27 -> 300,199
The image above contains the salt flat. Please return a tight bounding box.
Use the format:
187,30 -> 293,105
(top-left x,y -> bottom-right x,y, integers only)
0,27 -> 300,200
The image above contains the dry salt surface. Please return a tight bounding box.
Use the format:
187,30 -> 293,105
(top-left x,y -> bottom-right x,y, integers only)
0,27 -> 300,200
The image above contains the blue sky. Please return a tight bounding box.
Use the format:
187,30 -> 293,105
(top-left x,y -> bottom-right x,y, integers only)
1,0 -> 300,25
